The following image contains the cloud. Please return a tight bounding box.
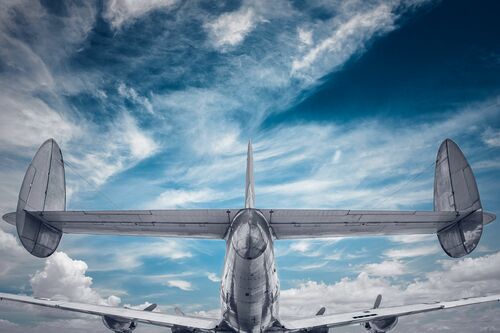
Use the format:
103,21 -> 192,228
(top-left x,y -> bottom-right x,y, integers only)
147,188 -> 226,209
67,238 -> 193,272
482,127 -> 500,147
297,27 -> 313,46
105,0 -> 178,29
388,235 -> 436,243
280,251 -> 500,318
117,82 -> 154,114
384,245 -> 440,259
166,279 -> 193,291
30,252 -> 120,306
207,273 -> 221,283
66,112 -> 158,187
205,7 -> 261,48
363,260 -> 408,277
291,4 -> 395,78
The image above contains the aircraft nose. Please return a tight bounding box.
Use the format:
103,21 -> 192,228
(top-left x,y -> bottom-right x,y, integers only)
232,211 -> 267,260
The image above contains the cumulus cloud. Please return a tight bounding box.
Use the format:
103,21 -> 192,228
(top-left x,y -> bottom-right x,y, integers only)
280,251 -> 500,318
30,252 -> 120,306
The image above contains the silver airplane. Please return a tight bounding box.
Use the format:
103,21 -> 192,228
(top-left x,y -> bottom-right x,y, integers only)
1,138 -> 499,333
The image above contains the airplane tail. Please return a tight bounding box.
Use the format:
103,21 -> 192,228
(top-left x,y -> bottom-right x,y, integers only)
434,139 -> 489,258
11,139 -> 66,258
245,141 -> 255,209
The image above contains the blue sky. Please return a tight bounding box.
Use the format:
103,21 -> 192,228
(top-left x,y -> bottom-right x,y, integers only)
0,0 -> 500,332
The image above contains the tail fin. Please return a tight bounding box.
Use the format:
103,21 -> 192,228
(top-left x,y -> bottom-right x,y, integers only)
245,141 -> 255,209
14,139 -> 66,258
434,139 -> 485,258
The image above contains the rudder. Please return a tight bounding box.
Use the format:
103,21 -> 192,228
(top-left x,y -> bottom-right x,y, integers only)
16,139 -> 65,258
434,139 -> 483,258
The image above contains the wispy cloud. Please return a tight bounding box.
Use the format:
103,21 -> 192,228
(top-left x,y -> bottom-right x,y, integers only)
205,7 -> 261,49
166,279 -> 193,291
105,0 -> 178,29
291,4 -> 395,78
384,245 -> 440,259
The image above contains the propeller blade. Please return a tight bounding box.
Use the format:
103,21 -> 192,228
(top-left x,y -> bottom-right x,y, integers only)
316,307 -> 326,316
373,294 -> 382,309
175,307 -> 185,316
143,303 -> 157,312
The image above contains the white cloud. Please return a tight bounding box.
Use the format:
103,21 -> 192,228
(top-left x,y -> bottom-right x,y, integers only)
207,272 -> 221,282
384,245 -> 440,259
166,279 -> 193,291
297,27 -> 313,46
482,127 -> 500,147
280,251 -> 500,318
105,0 -> 178,29
118,82 -> 154,114
292,4 -> 395,77
389,234 -> 435,243
363,260 -> 407,277
147,188 -> 226,208
205,8 -> 260,48
66,112 -> 158,187
290,240 -> 312,253
68,238 -> 192,272
30,252 -> 120,306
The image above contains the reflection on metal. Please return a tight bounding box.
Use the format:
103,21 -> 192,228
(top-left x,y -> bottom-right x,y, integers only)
245,141 -> 255,209
1,138 -> 498,333
15,139 -> 64,258
232,210 -> 268,259
434,139 -> 483,258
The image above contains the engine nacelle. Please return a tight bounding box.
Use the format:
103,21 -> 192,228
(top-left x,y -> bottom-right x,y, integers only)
362,295 -> 398,333
364,317 -> 398,333
102,315 -> 137,333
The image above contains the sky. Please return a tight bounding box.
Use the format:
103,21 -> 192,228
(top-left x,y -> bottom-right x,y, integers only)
0,0 -> 500,332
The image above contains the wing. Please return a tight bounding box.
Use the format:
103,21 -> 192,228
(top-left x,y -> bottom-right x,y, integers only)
263,209 -> 496,239
282,294 -> 500,331
3,209 -> 234,238
0,292 -> 218,331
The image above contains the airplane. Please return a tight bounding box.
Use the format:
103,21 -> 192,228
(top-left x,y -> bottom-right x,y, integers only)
0,138 -> 499,333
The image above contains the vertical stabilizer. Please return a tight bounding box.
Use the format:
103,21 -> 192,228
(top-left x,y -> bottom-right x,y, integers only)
434,138 -> 483,258
245,141 -> 255,209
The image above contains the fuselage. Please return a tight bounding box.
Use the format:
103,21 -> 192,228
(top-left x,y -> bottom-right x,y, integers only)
221,209 -> 280,333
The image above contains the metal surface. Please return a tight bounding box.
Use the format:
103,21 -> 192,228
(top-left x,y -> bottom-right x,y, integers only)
1,138 -> 499,333
34,209 -> 234,238
245,141 -> 255,209
434,139 -> 484,258
15,139 -> 64,258
0,292 -> 219,329
222,209 -> 279,333
283,294 -> 500,330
